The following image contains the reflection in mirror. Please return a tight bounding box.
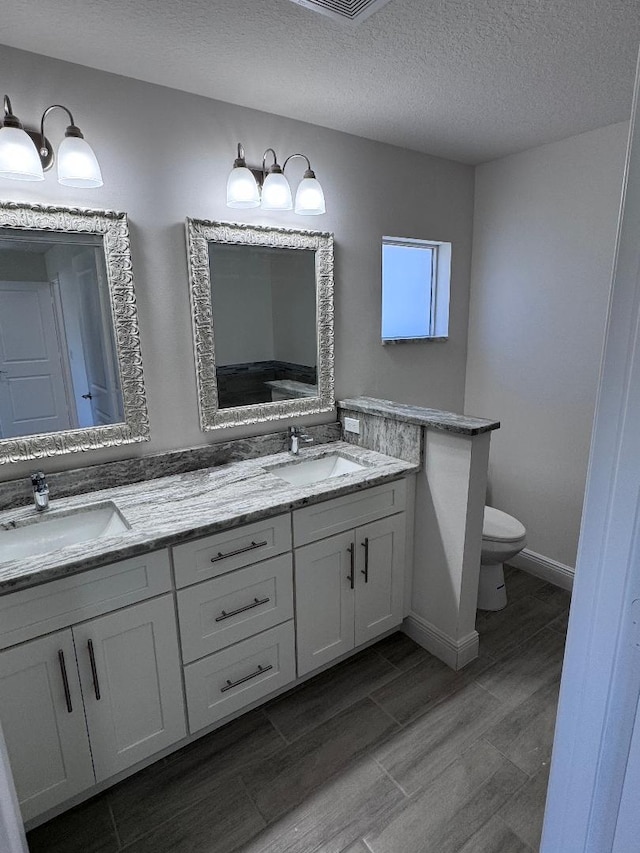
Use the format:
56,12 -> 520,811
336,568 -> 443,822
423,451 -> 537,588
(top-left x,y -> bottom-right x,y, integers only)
186,220 -> 334,430
0,231 -> 123,438
210,244 -> 317,409
0,202 -> 149,464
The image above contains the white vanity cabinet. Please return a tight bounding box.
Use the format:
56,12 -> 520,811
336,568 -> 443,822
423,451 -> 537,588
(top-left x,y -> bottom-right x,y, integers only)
172,516 -> 296,734
293,481 -> 407,676
0,550 -> 186,821
0,629 -> 95,821
71,595 -> 185,781
0,472 -> 411,825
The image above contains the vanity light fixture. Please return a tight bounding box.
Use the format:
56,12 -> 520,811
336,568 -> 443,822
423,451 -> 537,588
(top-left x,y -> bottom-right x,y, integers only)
225,143 -> 260,208
0,96 -> 44,181
0,95 -> 103,188
260,148 -> 293,211
226,142 -> 326,215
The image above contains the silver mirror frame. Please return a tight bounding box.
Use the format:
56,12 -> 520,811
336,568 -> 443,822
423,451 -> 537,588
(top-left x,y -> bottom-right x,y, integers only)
0,200 -> 150,463
185,219 -> 335,430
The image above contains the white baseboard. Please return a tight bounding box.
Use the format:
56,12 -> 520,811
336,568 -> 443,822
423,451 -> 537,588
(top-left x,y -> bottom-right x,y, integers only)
509,548 -> 574,591
402,613 -> 479,670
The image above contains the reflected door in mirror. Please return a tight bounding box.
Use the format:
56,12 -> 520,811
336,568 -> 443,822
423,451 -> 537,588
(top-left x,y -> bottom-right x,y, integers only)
209,244 -> 317,409
0,233 -> 123,440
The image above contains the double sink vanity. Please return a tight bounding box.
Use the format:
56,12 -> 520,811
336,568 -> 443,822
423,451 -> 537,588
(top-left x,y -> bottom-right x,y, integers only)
0,197 -> 499,830
0,440 -> 416,824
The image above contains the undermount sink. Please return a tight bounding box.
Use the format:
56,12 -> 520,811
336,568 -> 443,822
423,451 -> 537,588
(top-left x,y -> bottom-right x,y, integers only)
267,452 -> 367,487
0,502 -> 130,563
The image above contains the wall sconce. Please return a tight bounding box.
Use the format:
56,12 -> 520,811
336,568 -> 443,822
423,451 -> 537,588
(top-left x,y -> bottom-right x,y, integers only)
0,95 -> 103,188
226,143 -> 326,215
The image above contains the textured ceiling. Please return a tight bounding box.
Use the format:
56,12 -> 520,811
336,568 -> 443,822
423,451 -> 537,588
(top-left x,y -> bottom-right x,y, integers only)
0,0 -> 638,164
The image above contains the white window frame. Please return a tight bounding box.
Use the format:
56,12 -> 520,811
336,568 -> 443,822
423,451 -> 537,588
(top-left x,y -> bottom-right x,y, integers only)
381,235 -> 451,343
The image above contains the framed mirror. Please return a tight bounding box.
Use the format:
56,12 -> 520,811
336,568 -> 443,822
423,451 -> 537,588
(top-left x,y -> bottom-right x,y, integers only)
185,219 -> 334,430
0,201 -> 149,463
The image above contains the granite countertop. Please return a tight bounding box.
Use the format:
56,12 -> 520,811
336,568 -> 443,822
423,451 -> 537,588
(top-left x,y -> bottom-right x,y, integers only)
338,397 -> 500,435
264,380 -> 317,398
0,442 -> 418,595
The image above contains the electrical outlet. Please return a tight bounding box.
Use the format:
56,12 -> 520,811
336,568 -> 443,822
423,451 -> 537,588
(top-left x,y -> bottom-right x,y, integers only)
344,417 -> 360,434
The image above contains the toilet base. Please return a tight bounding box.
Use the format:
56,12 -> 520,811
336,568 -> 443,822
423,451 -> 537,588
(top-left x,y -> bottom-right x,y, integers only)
478,562 -> 507,611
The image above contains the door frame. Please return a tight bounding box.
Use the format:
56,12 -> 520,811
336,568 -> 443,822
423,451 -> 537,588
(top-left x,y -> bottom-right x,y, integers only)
541,47 -> 640,851
49,274 -> 78,429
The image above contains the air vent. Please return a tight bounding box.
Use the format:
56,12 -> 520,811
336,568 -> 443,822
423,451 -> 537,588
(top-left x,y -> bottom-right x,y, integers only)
288,0 -> 393,24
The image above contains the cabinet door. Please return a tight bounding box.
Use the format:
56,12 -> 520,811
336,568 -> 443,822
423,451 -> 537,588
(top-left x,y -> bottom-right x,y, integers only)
355,514 -> 405,646
0,629 -> 94,821
295,530 -> 355,676
73,594 -> 186,782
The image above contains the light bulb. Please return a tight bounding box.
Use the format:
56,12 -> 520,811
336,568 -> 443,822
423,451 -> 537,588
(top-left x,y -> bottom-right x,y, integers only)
57,135 -> 103,187
261,171 -> 293,211
295,176 -> 326,215
226,166 -> 260,208
0,126 -> 44,181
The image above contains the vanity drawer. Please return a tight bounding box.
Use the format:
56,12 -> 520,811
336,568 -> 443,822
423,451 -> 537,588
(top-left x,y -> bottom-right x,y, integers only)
293,479 -> 407,546
177,554 -> 294,663
172,514 -> 291,588
184,621 -> 295,733
0,550 -> 172,651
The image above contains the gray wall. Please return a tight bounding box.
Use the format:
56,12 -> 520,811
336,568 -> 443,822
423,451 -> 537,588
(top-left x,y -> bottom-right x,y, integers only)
464,122 -> 629,569
0,44 -> 475,481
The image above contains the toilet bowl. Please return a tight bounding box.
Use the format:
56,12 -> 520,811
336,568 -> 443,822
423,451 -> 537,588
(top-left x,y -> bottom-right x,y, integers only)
478,506 -> 527,611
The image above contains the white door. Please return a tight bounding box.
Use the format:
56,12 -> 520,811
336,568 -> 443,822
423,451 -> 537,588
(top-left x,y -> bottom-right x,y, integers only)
0,280 -> 72,438
541,49 -> 640,852
73,595 -> 186,781
73,249 -> 122,425
612,697 -> 640,851
355,514 -> 405,646
0,722 -> 28,853
295,530 -> 356,676
0,630 -> 94,821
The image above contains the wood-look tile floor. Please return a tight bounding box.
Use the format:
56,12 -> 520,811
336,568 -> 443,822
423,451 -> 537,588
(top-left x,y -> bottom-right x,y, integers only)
27,567 -> 570,853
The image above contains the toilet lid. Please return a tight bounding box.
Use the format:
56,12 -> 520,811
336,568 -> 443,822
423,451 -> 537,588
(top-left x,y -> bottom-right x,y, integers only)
483,506 -> 526,543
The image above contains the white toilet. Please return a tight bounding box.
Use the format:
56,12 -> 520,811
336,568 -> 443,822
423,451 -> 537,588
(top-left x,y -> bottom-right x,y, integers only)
478,506 -> 527,611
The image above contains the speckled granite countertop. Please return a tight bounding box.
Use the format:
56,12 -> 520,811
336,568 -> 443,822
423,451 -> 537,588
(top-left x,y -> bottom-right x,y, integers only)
338,397 -> 500,435
264,380 -> 317,398
0,442 -> 418,595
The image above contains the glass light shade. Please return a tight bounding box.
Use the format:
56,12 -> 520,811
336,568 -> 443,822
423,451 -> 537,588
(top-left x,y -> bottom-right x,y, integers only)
261,171 -> 293,210
57,136 -> 103,187
295,176 -> 326,215
0,126 -> 44,181
226,166 -> 260,208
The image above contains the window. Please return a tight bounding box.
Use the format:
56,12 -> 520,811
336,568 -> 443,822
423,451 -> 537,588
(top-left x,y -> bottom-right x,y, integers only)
381,236 -> 451,342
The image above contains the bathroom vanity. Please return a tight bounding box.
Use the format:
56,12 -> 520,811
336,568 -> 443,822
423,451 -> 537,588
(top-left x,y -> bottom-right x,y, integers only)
0,443 -> 415,824
0,199 -> 500,833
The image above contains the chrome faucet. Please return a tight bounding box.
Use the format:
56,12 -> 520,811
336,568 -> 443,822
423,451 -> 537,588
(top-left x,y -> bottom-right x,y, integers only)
289,426 -> 313,455
30,471 -> 50,512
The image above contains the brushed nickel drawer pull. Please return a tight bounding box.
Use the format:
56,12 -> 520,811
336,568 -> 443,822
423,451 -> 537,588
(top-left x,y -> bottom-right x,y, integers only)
210,540 -> 268,563
58,650 -> 73,714
361,537 -> 370,583
88,639 -> 101,701
215,596 -> 271,622
220,663 -> 273,693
